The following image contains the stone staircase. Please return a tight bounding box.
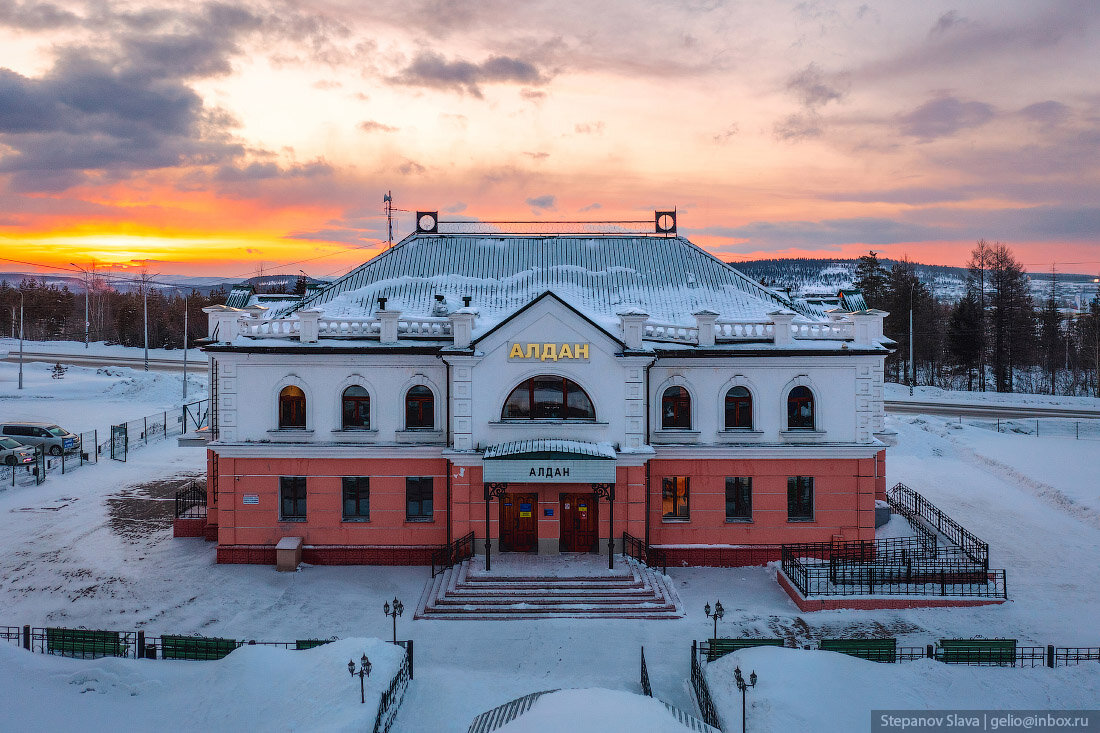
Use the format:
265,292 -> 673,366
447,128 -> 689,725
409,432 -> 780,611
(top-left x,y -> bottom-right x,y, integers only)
415,557 -> 682,620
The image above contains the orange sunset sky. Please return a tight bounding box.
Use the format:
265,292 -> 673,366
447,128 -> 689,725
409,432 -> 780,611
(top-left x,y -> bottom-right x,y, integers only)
1,0 -> 1099,280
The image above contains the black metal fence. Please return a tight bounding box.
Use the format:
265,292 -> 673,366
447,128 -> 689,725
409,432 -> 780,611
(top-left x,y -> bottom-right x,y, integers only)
622,532 -> 668,575
2,446 -> 45,487
640,646 -> 652,697
430,531 -> 474,577
693,638 -> 1095,667
690,640 -> 722,729
175,482 -> 207,519
888,483 -> 989,568
375,640 -> 413,733
782,553 -> 1007,598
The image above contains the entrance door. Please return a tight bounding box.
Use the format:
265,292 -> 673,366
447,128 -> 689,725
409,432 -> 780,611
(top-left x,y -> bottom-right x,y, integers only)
559,493 -> 598,553
499,492 -> 538,552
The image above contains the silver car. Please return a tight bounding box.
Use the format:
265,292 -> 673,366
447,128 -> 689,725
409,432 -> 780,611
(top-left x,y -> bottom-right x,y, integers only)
0,423 -> 79,456
0,436 -> 36,466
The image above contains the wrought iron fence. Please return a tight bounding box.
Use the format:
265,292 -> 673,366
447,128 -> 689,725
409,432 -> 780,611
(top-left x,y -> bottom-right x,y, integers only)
689,640 -> 722,730
1055,647 -> 1100,666
375,640 -> 413,733
640,646 -> 652,697
622,532 -> 668,574
888,483 -> 989,568
782,554 -> 1007,598
430,531 -> 474,577
175,482 -> 207,519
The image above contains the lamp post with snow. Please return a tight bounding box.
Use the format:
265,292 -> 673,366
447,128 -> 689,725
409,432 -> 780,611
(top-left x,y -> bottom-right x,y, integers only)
704,600 -> 724,641
734,665 -> 758,733
383,597 -> 404,644
348,653 -> 371,703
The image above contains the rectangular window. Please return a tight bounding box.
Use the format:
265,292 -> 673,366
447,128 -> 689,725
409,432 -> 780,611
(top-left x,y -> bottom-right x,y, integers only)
342,477 -> 370,521
662,476 -> 689,520
406,477 -> 433,521
725,477 -> 752,521
279,476 -> 307,521
787,476 -> 814,521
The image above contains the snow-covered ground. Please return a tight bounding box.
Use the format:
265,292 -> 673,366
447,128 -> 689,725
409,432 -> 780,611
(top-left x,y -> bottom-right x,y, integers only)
0,359 -> 207,434
886,382 -> 1100,409
707,646 -> 1100,733
0,338 -> 203,362
0,638 -> 404,732
0,367 -> 1098,731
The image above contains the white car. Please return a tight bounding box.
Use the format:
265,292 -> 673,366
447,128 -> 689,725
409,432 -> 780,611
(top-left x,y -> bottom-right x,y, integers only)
0,423 -> 79,456
0,436 -> 36,466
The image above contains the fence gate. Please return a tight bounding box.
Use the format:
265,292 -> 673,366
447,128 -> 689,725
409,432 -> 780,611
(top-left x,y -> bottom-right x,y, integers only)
110,425 -> 128,462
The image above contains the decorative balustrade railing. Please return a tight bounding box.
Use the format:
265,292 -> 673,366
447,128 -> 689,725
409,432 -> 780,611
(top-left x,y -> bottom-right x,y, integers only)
714,321 -> 773,340
643,322 -> 698,343
318,318 -> 380,337
888,483 -> 989,569
242,318 -> 300,338
791,322 -> 855,339
397,318 -> 452,337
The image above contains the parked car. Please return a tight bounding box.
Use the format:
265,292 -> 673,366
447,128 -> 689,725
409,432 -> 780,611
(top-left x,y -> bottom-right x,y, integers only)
0,423 -> 79,456
0,436 -> 36,466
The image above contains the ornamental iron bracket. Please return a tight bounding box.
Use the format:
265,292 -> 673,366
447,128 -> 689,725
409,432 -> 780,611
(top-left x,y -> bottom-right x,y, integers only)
591,483 -> 615,501
484,482 -> 510,501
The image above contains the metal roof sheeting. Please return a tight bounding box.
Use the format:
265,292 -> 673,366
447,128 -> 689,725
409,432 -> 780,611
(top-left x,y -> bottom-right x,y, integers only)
290,234 -> 807,328
483,439 -> 617,460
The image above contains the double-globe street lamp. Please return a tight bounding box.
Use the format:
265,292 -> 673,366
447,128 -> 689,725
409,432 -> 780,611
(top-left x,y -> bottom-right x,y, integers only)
348,653 -> 372,703
734,666 -> 758,733
704,600 -> 724,641
383,597 -> 404,644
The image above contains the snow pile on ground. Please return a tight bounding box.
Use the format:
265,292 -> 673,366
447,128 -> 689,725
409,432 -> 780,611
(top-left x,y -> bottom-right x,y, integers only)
707,647 -> 1100,733
495,688 -> 707,733
0,637 -> 403,733
0,360 -> 207,433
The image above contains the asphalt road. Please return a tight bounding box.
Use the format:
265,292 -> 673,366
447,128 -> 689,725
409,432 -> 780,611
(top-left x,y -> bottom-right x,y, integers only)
1,350 -> 192,373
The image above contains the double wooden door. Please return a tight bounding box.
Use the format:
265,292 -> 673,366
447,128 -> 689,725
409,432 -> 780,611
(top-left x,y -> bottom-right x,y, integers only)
499,492 -> 538,553
559,492 -> 598,553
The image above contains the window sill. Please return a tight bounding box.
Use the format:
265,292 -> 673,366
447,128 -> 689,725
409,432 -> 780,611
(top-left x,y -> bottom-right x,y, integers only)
394,430 -> 444,444
779,429 -> 827,443
661,517 -> 690,523
341,517 -> 371,523
725,518 -> 753,523
787,518 -> 815,523
405,517 -> 434,524
279,517 -> 307,523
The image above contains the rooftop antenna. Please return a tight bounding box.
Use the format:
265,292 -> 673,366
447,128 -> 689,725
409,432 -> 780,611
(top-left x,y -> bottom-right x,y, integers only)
384,191 -> 394,246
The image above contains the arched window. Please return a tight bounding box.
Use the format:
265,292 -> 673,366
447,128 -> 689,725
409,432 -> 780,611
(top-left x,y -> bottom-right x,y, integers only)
787,386 -> 815,430
341,385 -> 370,429
405,385 -> 435,430
661,386 -> 692,429
724,386 -> 753,430
278,385 -> 306,429
501,375 -> 595,421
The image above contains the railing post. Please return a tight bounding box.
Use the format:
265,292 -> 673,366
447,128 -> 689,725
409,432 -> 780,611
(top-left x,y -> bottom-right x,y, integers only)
407,639 -> 414,680
691,639 -> 697,668
926,644 -> 934,659
1047,644 -> 1055,668
137,631 -> 145,659
23,625 -> 30,651
940,569 -> 946,596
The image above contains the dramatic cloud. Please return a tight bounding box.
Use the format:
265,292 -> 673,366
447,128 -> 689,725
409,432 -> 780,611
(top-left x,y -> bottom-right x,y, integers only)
390,51 -> 548,97
358,120 -> 398,133
0,1 -> 79,30
898,96 -> 995,141
786,63 -> 847,109
1019,100 -> 1070,128
525,194 -> 556,211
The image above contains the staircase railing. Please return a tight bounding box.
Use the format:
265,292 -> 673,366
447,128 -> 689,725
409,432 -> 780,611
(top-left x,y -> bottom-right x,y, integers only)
622,532 -> 668,575
430,531 -> 475,577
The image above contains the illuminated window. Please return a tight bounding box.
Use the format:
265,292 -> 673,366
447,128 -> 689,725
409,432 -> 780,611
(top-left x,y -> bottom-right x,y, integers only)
787,386 -> 815,430
501,376 -> 595,420
278,386 -> 306,429
724,386 -> 753,429
662,476 -> 689,519
661,386 -> 691,429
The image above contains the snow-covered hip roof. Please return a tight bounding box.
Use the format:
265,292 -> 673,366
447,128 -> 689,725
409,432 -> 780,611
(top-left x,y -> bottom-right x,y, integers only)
289,234 -> 806,332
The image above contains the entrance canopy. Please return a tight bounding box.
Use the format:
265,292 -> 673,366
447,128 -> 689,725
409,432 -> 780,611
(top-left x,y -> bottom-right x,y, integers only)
483,440 -> 616,483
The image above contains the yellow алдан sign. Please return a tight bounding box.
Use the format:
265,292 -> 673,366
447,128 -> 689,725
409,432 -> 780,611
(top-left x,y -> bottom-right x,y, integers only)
508,343 -> 589,361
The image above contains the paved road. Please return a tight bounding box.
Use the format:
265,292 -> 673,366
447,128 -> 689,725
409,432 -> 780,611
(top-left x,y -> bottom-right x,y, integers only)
1,350 -> 193,373
885,400 -> 1100,419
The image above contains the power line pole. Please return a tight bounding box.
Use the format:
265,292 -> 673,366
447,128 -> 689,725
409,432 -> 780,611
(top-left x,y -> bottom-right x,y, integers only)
71,262 -> 90,349
182,296 -> 188,401
18,291 -> 24,390
141,272 -> 151,372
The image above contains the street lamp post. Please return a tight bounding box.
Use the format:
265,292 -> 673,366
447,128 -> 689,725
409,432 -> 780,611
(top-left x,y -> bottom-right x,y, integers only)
734,666 -> 758,733
704,600 -> 724,641
18,291 -> 24,390
182,295 -> 188,401
347,654 -> 372,703
383,597 -> 404,644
